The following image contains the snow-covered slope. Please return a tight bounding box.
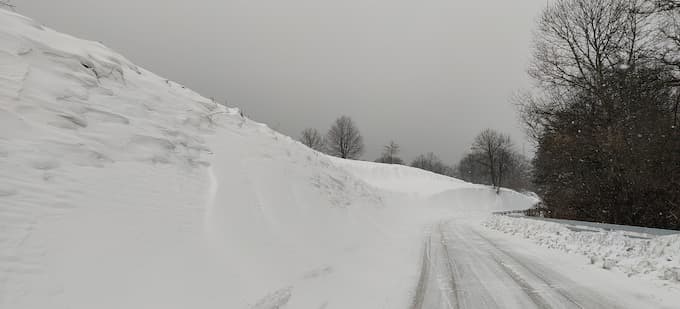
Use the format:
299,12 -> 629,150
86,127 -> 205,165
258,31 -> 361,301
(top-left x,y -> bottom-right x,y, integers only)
0,9 -> 536,309
334,158 -> 538,214
331,158 -> 474,196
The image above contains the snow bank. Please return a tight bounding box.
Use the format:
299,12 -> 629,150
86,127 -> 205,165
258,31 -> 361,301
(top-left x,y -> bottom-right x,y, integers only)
0,7 -> 542,308
199,120 -> 432,309
484,215 -> 680,283
330,158 -> 474,196
334,158 -> 539,215
0,8 -> 426,308
427,187 -> 539,213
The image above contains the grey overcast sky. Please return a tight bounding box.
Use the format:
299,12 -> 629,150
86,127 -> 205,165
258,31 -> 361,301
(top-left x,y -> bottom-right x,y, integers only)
19,0 -> 545,164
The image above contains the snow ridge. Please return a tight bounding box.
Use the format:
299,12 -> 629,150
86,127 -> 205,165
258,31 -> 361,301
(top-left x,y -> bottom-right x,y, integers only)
0,7 -> 540,309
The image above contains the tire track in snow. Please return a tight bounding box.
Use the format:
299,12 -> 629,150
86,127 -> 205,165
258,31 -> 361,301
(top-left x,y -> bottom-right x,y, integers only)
445,224 -> 545,309
438,223 -> 466,309
473,230 -> 619,309
473,231 -> 585,309
440,223 -> 500,309
491,257 -> 554,309
411,241 -> 430,309
416,219 -> 635,309
412,223 -> 458,309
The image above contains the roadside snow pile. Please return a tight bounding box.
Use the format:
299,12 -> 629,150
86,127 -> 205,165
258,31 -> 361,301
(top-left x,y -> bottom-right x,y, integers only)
485,215 -> 680,283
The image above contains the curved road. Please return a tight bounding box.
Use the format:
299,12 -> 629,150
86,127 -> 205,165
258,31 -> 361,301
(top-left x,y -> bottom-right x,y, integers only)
413,219 -> 678,309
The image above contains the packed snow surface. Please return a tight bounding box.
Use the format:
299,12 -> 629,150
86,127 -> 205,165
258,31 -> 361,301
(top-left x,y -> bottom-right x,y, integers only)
417,218 -> 680,309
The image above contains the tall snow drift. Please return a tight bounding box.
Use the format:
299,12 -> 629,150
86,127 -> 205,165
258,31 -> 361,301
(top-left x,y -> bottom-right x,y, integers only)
0,8 -> 536,309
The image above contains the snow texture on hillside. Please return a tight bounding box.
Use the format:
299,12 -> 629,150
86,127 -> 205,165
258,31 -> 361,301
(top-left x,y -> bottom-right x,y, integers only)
331,158 -> 475,196
0,8 -> 539,309
485,215 -> 680,284
333,158 -> 539,215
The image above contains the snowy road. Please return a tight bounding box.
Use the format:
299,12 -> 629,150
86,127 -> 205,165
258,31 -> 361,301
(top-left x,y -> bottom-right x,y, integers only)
413,219 -> 679,309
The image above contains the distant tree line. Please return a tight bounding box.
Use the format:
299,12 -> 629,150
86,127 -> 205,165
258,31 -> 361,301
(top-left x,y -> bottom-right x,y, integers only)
298,118 -> 533,193
410,152 -> 453,176
516,0 -> 680,229
298,117 -> 454,176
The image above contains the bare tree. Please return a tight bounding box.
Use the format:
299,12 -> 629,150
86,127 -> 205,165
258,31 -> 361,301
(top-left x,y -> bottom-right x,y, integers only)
495,147 -> 516,192
457,152 -> 490,184
530,0 -> 655,119
457,148 -> 532,192
471,129 -> 514,192
299,128 -> 325,152
376,141 -> 403,164
645,0 -> 680,126
520,0 -> 680,228
384,141 -> 400,159
650,1 -> 680,82
411,152 -> 450,175
325,116 -> 364,159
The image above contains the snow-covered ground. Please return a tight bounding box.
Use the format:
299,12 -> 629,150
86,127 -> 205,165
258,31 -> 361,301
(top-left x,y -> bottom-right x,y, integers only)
330,158 -> 475,196
0,8 -> 535,309
1,7 -> 678,309
417,218 -> 680,309
485,215 -> 680,284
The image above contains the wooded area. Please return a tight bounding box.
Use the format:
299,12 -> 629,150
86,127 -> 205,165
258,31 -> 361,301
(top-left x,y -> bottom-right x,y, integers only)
519,0 -> 680,229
